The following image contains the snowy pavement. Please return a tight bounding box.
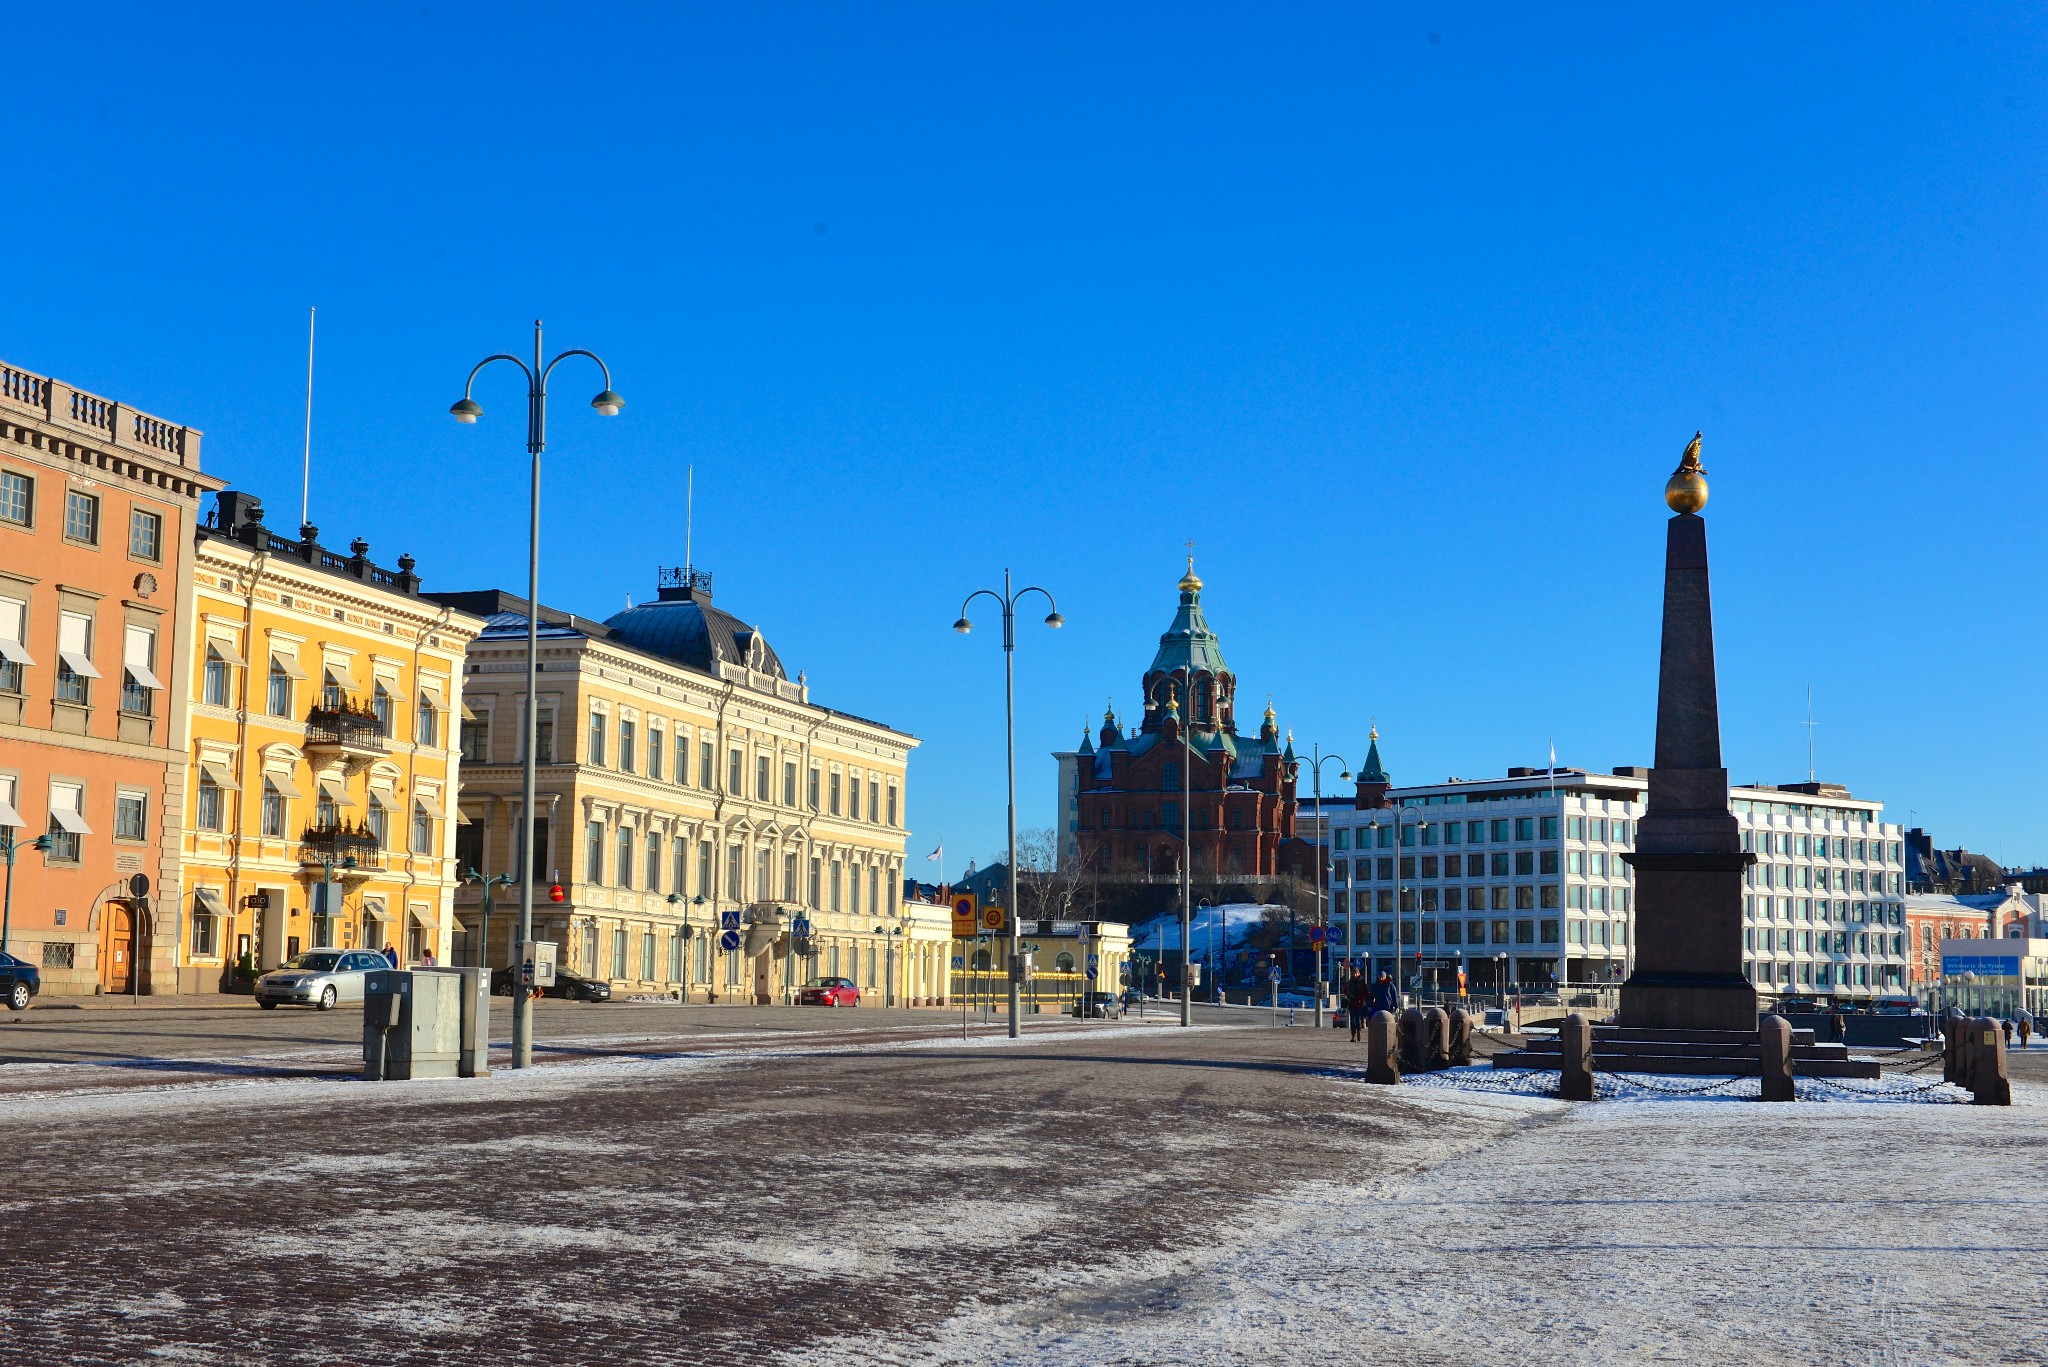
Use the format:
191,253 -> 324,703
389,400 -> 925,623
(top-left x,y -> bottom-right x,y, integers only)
3,1016 -> 2043,1366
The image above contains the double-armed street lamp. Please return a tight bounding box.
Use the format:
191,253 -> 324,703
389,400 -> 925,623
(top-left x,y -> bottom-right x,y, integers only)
954,572 -> 1064,1040
1366,805 -> 1432,1002
667,892 -> 706,999
450,321 -> 622,1068
1294,745 -> 1350,1029
465,869 -> 514,971
1,829 -> 53,957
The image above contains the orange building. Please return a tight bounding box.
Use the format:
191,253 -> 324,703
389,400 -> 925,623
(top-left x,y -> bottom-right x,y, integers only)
0,358 -> 221,995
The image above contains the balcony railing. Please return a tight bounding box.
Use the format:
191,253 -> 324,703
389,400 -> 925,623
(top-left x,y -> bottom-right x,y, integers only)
0,356 -> 200,465
304,701 -> 389,756
299,821 -> 385,872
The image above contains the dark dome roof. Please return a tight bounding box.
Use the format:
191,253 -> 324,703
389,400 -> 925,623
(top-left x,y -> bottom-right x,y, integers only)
602,585 -> 787,681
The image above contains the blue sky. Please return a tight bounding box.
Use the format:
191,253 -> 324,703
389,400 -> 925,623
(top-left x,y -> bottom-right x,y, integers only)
5,5 -> 2045,868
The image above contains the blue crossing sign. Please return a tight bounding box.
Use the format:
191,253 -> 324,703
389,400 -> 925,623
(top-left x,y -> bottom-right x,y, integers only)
792,917 -> 812,937
719,929 -> 742,952
720,910 -> 742,931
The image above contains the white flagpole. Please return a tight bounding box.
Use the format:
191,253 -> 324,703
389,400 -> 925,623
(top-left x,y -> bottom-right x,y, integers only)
300,306 -> 315,529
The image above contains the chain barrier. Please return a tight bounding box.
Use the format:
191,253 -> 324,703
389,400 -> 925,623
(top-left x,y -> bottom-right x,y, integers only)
1800,1073 -> 1965,1103
1404,1068 -> 1560,1098
1598,1071 -> 1753,1098
1872,1051 -> 1945,1074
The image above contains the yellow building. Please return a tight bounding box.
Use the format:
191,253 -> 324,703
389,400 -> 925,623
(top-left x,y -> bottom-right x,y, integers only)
430,567 -> 922,1004
177,492 -> 483,989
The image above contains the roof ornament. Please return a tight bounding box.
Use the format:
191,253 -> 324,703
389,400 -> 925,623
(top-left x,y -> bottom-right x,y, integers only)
1665,431 -> 1708,514
1178,540 -> 1202,595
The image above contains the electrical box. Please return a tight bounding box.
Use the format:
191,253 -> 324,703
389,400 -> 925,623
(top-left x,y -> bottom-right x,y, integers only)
1186,963 -> 1203,987
362,970 -> 461,1081
416,965 -> 491,1078
516,939 -> 558,988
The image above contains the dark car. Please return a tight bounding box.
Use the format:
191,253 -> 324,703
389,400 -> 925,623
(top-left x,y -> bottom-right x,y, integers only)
490,966 -> 613,1002
798,976 -> 859,1007
0,950 -> 40,1012
1076,991 -> 1122,1020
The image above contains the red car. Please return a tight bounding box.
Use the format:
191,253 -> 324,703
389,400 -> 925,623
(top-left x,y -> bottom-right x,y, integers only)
798,976 -> 860,1007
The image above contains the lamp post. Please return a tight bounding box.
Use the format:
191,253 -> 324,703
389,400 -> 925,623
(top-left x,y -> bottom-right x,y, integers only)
1367,806 -> 1431,1004
954,570 -> 1063,1040
1,830 -> 53,957
450,320 -> 622,1068
465,869 -> 513,971
1295,747 -> 1350,1029
668,892 -> 705,1001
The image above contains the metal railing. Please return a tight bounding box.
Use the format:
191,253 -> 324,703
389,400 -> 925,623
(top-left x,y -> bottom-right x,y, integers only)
950,969 -> 1090,1012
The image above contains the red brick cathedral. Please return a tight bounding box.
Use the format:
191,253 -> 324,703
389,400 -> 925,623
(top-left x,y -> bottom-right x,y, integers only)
1070,561 -> 1313,880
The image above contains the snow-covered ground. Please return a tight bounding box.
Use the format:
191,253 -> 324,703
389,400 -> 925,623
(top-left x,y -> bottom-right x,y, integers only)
879,1077 -> 2048,1367
1129,902 -> 1279,955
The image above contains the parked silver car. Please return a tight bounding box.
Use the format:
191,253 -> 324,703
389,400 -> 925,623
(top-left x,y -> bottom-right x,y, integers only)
255,948 -> 387,1010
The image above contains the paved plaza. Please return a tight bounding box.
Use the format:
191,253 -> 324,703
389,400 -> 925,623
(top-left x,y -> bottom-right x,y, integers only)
1,1002 -> 2043,1365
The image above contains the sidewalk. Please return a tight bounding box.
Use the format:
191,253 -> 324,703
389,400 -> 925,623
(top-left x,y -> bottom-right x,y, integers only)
17,994 -> 260,1012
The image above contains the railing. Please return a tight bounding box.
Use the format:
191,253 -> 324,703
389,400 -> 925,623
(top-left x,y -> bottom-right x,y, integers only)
299,821 -> 385,871
1,365 -> 47,412
0,356 -> 198,464
304,703 -> 388,754
69,389 -> 113,434
949,970 -> 1090,1011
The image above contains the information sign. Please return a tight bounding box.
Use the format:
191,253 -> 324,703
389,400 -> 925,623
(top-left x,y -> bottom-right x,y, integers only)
720,910 -> 742,931
719,929 -> 742,952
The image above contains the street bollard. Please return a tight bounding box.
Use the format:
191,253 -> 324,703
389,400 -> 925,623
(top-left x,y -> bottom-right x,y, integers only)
1366,1010 -> 1400,1085
1969,1016 -> 2012,1106
1759,1013 -> 1794,1102
1942,1007 -> 1967,1084
1559,1012 -> 1594,1101
1445,1007 -> 1472,1067
1398,1006 -> 1426,1073
1420,1006 -> 1449,1071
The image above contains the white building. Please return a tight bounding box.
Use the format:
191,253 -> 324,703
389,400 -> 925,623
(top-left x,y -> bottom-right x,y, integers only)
1324,758 -> 1909,1004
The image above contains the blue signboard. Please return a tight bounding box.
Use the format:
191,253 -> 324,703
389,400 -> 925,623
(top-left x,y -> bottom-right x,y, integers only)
793,917 -> 812,937
1942,954 -> 2020,976
719,929 -> 742,952
720,910 -> 742,931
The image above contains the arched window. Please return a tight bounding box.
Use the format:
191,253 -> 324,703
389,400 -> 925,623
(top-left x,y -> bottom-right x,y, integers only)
972,948 -> 992,970
1055,951 -> 1075,972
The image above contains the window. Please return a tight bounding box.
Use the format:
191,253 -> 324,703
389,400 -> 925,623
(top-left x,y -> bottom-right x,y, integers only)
415,698 -> 438,748
412,802 -> 434,854
0,470 -> 30,526
45,782 -> 87,860
196,775 -> 223,832
674,731 -> 689,784
115,792 -> 147,841
868,780 -> 879,824
728,749 -> 743,794
757,848 -> 771,900
129,508 -> 162,561
1515,818 -> 1534,841
190,897 -> 218,957
697,841 -> 713,899
0,597 -> 26,694
371,684 -> 394,736
1162,762 -> 1180,790
809,767 -> 821,809
809,857 -> 822,908
783,762 -> 798,807
56,610 -> 96,705
460,713 -> 488,763
613,928 -> 628,979
617,826 -> 635,888
455,816 -> 483,876
644,930 -> 657,980
699,740 -> 714,790
1540,816 -> 1558,840
784,852 -> 798,901
727,844 -> 744,901
588,710 -> 607,766
851,864 -> 863,915
756,754 -> 770,802
618,718 -> 636,773
648,728 -> 664,780
673,840 -> 688,898
829,772 -> 842,815
260,781 -> 286,837
364,793 -> 390,847
587,821 -> 606,883
646,834 -> 662,892
64,489 -> 99,544
121,625 -> 160,715
830,860 -> 843,911
267,659 -> 294,716
887,784 -> 899,827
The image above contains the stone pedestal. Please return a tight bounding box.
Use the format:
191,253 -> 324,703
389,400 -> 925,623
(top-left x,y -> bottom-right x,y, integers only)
1759,1014 -> 1793,1102
1366,1010 -> 1400,1085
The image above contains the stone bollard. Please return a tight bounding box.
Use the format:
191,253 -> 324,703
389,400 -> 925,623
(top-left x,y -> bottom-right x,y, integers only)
1759,1013 -> 1794,1102
1942,1008 -> 1967,1084
1366,1010 -> 1401,1085
1969,1016 -> 2012,1106
1559,1012 -> 1594,1101
1445,1007 -> 1473,1066
1398,1006 -> 1427,1073
1420,1006 -> 1450,1071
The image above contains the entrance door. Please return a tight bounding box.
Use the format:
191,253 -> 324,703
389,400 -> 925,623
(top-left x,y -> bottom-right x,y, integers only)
259,903 -> 286,969
753,950 -> 772,1005
100,901 -> 134,993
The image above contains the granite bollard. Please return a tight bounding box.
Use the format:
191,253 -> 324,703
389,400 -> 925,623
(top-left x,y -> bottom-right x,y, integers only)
1366,1010 -> 1400,1085
1398,1006 -> 1427,1073
1559,1012 -> 1594,1101
1759,1013 -> 1794,1102
1969,1016 -> 2012,1107
1445,1007 -> 1472,1066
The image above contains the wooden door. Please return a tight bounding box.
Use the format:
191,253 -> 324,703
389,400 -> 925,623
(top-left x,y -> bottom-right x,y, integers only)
100,902 -> 134,994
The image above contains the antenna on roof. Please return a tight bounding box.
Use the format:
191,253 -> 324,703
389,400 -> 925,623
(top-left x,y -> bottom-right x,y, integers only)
299,305 -> 315,529
685,464 -> 693,575
1804,685 -> 1818,782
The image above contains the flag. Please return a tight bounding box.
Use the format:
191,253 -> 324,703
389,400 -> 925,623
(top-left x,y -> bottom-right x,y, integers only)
925,845 -> 943,863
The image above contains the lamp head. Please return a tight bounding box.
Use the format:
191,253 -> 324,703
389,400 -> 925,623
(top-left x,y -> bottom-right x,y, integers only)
1044,611 -> 1065,629
590,389 -> 625,417
449,397 -> 483,424
953,617 -> 973,634
1339,770 -> 1353,781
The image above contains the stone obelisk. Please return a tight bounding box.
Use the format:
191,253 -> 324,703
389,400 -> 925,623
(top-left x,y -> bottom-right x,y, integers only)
1617,434 -> 1758,1032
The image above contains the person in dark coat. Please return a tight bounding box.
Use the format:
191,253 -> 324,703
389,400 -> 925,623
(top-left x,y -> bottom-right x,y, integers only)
1368,971 -> 1399,1017
1343,970 -> 1372,1042
383,943 -> 400,969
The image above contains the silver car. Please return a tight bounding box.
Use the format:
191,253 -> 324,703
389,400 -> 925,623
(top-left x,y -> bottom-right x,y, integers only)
255,948 -> 386,1010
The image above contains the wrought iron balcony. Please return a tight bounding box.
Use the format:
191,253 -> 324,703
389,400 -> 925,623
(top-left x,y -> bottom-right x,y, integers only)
304,700 -> 388,759
298,820 -> 385,874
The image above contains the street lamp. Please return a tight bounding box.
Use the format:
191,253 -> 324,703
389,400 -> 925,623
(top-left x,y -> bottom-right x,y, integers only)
1294,746 -> 1350,1028
669,892 -> 706,1001
451,320 -> 621,1069
954,570 -> 1062,1040
1,830 -> 53,957
465,868 -> 513,971
1367,806 -> 1431,1003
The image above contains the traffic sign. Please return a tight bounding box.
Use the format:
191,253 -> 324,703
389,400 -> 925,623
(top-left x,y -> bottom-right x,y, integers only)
950,893 -> 978,938
979,906 -> 1005,932
720,910 -> 742,931
1309,927 -> 1327,947
793,917 -> 812,937
1268,966 -> 1283,983
719,929 -> 742,952
1086,954 -> 1099,969
951,956 -> 965,970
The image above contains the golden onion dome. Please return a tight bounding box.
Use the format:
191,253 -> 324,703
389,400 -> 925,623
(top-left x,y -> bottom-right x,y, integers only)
1178,556 -> 1203,594
1665,431 -> 1709,514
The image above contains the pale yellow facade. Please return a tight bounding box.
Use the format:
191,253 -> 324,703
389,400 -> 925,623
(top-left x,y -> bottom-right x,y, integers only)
442,580 -> 923,1004
176,495 -> 482,990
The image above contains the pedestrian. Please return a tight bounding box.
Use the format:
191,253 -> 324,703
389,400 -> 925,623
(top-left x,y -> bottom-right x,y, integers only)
1343,970 -> 1371,1043
1368,970 -> 1398,1019
2018,1011 -> 2033,1050
383,942 -> 399,969
2002,1017 -> 2014,1046
420,947 -> 436,968
1830,1009 -> 1846,1043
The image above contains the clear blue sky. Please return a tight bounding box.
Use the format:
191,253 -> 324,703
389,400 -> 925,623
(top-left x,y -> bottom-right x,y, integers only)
6,5 -> 2045,869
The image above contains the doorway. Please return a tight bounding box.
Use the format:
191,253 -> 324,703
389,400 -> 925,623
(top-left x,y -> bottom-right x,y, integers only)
99,900 -> 134,993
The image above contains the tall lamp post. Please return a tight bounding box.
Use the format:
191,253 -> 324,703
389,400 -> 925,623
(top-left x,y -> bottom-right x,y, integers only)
1367,805 -> 1431,1003
1,830 -> 53,957
450,320 -> 622,1068
466,870 -> 513,970
1296,746 -> 1351,1029
954,571 -> 1063,1040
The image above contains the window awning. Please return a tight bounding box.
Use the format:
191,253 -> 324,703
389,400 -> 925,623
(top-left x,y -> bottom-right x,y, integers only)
448,915 -> 467,934
363,902 -> 393,923
415,793 -> 448,821
365,787 -> 393,810
193,887 -> 227,915
0,635 -> 32,667
206,635 -> 247,668
0,795 -> 23,827
123,627 -> 163,690
50,804 -> 92,836
265,770 -> 305,800
419,681 -> 446,707
58,650 -> 100,680
316,776 -> 356,808
459,700 -> 477,721
198,761 -> 241,793
271,653 -> 308,681
374,675 -> 408,703
324,660 -> 360,692
454,806 -> 473,826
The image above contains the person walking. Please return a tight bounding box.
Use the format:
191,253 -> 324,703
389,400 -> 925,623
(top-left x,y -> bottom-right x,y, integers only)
2017,1009 -> 2033,1050
1368,970 -> 1399,1020
382,942 -> 399,969
1344,970 -> 1372,1042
